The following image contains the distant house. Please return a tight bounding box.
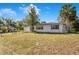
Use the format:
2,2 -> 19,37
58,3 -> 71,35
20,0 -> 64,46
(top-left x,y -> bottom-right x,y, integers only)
24,23 -> 67,33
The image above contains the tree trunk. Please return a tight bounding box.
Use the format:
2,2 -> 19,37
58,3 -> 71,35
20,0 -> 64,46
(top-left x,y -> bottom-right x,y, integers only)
31,24 -> 34,32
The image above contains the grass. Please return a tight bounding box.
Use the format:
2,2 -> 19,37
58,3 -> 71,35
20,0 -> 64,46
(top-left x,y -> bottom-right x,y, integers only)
0,32 -> 79,55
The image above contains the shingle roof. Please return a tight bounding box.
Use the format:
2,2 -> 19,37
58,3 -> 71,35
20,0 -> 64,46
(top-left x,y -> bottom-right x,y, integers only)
36,22 -> 59,26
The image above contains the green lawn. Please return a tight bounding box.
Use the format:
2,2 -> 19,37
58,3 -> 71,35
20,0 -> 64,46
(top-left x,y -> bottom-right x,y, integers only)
0,32 -> 79,55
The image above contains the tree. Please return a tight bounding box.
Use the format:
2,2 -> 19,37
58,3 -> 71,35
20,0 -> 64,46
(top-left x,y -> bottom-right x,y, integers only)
18,21 -> 24,30
59,4 -> 77,32
0,18 -> 4,26
74,16 -> 79,31
23,15 -> 32,26
0,17 -> 8,32
26,4 -> 40,32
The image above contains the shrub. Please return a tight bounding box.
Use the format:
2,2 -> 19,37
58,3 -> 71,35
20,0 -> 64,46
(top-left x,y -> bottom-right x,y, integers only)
1,26 -> 8,33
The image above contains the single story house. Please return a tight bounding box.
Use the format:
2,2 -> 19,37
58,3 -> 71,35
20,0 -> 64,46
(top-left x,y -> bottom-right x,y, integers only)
24,23 -> 67,33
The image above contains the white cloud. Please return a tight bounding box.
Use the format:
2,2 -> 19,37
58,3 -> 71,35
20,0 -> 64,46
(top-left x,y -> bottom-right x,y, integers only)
0,8 -> 16,16
19,6 -> 28,14
19,4 -> 40,15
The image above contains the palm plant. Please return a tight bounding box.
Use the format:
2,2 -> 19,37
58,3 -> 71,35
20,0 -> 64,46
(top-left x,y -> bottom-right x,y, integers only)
59,4 -> 76,32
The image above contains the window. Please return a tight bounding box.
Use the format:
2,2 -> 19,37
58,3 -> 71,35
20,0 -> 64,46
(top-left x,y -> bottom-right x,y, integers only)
36,25 -> 43,30
51,25 -> 59,29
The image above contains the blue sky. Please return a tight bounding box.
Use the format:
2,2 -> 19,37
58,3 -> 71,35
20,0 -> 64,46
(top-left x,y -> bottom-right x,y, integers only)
0,3 -> 79,22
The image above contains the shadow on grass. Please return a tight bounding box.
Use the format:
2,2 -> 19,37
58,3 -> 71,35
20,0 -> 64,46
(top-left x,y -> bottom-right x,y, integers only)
33,31 -> 79,35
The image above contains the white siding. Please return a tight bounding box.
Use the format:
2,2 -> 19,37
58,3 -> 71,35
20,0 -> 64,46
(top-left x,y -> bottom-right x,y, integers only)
24,24 -> 65,33
59,24 -> 64,33
34,24 -> 64,33
24,26 -> 31,32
